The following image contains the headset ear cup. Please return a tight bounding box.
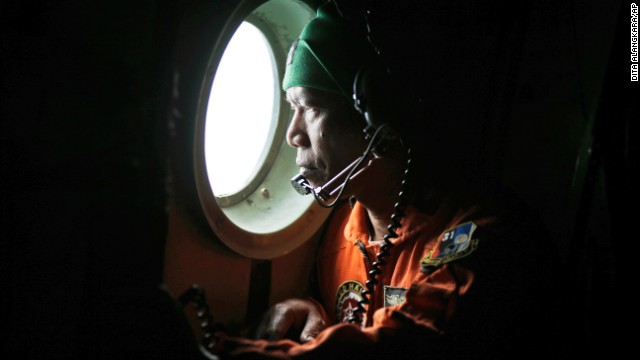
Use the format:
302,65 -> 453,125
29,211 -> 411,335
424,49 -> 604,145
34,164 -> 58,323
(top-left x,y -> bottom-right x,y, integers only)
353,59 -> 402,137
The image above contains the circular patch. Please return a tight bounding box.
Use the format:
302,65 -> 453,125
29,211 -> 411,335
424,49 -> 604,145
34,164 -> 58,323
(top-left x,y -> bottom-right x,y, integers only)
335,280 -> 365,325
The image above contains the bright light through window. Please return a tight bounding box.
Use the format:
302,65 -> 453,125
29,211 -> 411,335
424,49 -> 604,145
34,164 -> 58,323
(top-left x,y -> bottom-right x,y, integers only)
205,21 -> 277,197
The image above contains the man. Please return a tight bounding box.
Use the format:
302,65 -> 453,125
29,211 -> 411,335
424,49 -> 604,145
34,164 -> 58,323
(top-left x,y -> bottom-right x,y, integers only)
213,1 -> 558,358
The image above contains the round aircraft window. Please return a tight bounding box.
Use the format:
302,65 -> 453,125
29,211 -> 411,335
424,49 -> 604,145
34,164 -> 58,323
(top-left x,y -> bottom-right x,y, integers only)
193,0 -> 330,259
204,21 -> 278,206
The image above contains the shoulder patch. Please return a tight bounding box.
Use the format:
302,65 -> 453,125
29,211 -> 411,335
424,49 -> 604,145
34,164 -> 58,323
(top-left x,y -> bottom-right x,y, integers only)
420,221 -> 479,268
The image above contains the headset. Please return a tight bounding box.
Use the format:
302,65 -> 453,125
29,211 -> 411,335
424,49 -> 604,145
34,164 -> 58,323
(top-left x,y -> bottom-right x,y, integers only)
340,0 -> 407,141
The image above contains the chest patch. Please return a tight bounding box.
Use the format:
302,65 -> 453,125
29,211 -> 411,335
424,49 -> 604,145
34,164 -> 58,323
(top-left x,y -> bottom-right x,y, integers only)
383,286 -> 407,307
335,280 -> 365,325
420,221 -> 479,268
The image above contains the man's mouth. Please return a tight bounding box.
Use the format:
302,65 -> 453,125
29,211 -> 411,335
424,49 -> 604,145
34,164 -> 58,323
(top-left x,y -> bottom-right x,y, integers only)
298,166 -> 325,187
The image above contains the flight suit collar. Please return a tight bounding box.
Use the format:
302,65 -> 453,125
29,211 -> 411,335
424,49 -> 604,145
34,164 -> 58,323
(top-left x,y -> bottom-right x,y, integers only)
343,201 -> 433,247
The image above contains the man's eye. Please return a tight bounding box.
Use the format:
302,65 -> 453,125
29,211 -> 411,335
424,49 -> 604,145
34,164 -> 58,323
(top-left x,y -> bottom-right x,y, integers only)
296,106 -> 314,114
290,104 -> 322,116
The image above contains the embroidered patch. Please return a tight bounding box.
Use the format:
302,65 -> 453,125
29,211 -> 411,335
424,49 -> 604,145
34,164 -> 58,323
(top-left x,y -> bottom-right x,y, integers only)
420,221 -> 479,268
383,286 -> 407,307
335,280 -> 365,325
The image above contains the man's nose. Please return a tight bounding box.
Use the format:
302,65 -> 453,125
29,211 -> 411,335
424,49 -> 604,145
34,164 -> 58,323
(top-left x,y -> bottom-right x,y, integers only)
285,112 -> 310,149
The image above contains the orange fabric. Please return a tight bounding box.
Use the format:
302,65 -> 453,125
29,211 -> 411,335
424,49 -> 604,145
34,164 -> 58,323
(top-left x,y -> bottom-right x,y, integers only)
222,200 -> 496,359
317,201 -> 486,330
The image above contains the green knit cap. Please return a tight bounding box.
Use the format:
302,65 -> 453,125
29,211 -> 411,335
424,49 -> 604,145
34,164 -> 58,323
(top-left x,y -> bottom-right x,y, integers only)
282,2 -> 376,101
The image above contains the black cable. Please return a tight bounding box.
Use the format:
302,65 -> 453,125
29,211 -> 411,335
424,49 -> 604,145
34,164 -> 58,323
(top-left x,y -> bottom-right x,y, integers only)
347,148 -> 413,325
179,285 -> 225,353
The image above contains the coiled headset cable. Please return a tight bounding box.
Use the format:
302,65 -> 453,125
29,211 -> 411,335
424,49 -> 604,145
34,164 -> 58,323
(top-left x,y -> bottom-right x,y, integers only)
347,147 -> 413,325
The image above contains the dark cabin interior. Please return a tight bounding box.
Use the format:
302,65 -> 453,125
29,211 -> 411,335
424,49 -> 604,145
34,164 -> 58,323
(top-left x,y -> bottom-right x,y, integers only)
2,0 -> 634,358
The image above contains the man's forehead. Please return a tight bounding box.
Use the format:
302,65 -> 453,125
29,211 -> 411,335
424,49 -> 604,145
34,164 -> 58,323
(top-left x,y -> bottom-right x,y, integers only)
286,87 -> 342,106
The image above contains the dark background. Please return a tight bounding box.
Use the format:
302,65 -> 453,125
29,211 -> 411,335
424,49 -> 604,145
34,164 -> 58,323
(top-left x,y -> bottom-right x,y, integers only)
1,0 -> 634,359
2,1 -> 183,358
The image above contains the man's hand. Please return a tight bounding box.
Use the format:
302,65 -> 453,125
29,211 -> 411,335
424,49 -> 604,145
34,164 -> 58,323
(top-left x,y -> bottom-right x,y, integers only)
257,298 -> 327,344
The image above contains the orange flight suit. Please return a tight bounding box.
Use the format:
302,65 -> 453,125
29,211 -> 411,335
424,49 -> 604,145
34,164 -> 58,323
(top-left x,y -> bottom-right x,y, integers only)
221,195 -> 557,359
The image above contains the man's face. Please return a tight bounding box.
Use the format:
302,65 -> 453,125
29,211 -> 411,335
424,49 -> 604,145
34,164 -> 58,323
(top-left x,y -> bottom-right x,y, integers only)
285,86 -> 368,190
